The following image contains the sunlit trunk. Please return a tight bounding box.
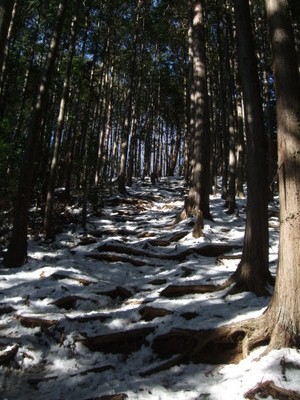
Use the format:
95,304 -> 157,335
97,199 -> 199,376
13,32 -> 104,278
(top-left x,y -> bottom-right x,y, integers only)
264,0 -> 300,347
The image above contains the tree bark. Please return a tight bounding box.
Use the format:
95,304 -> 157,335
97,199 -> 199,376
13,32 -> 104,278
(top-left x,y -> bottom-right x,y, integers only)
264,0 -> 300,348
184,0 -> 211,238
230,0 -> 273,295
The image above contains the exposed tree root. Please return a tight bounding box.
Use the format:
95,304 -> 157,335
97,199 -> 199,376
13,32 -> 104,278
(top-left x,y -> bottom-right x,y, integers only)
0,305 -> 16,315
93,241 -> 242,262
148,278 -> 167,285
221,266 -> 275,297
100,286 -> 132,300
87,252 -> 148,267
163,267 -> 274,299
95,394 -> 128,400
16,315 -> 59,329
81,327 -> 155,355
139,306 -> 173,321
168,231 -> 190,242
66,313 -> 109,323
0,344 -> 19,365
27,365 -> 114,387
160,284 -> 217,298
88,228 -> 138,239
158,276 -> 268,299
52,295 -> 86,310
51,272 -> 95,286
244,380 -> 300,400
146,239 -> 171,247
217,253 -> 242,263
181,311 -> 199,320
141,316 -> 272,376
76,236 -> 98,246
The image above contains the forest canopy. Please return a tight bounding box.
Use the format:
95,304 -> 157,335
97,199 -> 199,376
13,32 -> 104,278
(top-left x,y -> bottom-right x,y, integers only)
0,0 -> 280,205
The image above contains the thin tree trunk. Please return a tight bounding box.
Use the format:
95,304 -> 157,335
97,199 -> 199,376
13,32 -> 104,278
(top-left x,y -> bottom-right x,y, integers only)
44,8 -> 78,240
235,95 -> 245,198
0,0 -> 16,117
224,14 -> 238,213
216,8 -> 229,201
168,125 -> 182,176
118,0 -> 143,194
0,0 -> 15,73
100,66 -> 114,186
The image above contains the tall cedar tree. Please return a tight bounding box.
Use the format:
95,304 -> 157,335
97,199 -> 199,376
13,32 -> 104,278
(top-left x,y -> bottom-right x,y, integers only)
180,0 -> 211,238
263,0 -> 300,348
2,1 -> 67,267
226,0 -> 274,295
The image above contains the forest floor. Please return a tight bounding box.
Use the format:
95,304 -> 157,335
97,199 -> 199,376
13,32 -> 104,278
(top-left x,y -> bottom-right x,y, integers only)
1,176 -> 300,400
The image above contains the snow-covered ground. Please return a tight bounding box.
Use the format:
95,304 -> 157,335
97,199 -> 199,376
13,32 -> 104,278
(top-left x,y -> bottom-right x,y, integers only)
1,177 -> 299,400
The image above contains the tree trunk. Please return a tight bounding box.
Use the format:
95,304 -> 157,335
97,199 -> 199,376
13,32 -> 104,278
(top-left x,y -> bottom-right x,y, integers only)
224,13 -> 238,213
235,96 -> 245,198
264,0 -> 300,348
289,0 -> 300,73
44,8 -> 78,240
0,0 -> 15,73
2,1 -> 66,268
231,0 -> 273,295
184,0 -> 211,238
118,0 -> 143,194
0,0 -> 16,117
168,125 -> 182,176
